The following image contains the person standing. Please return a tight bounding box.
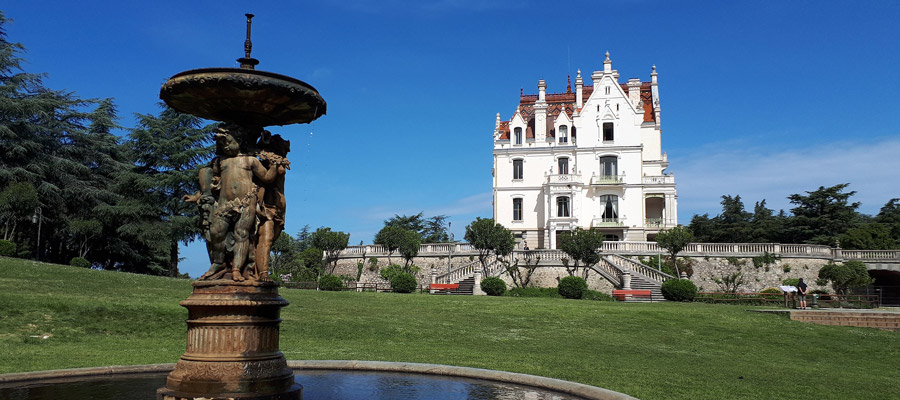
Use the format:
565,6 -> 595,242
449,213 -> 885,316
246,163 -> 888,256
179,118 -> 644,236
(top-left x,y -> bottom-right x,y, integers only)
797,278 -> 808,309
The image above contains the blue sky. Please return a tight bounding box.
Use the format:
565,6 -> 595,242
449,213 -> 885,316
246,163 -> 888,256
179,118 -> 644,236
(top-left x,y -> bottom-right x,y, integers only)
5,1 -> 899,277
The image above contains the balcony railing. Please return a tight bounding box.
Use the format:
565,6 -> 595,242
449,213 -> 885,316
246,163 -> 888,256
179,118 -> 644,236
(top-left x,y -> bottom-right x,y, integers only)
645,218 -> 664,227
642,175 -> 674,185
591,174 -> 624,185
547,174 -> 581,184
592,217 -> 623,227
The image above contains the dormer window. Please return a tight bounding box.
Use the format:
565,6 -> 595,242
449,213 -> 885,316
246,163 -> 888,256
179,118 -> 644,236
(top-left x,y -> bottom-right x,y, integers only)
603,122 -> 614,141
514,127 -> 523,145
558,125 -> 568,143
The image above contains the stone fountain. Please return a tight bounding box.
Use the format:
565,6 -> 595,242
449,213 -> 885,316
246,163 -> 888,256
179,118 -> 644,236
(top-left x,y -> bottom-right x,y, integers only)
156,14 -> 325,400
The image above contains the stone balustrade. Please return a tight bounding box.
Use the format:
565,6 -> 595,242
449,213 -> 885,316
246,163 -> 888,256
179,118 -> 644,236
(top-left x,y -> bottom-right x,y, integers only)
546,174 -> 582,184
642,175 -> 674,184
337,241 -> 900,262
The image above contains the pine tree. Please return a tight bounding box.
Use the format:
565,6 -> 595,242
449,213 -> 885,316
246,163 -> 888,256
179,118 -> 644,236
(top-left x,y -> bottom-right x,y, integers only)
122,105 -> 214,276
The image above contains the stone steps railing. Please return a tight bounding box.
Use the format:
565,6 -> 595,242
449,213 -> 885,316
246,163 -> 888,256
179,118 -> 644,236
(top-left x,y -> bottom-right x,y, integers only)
592,257 -> 623,287
435,258 -> 485,284
604,254 -> 675,283
339,241 -> 900,261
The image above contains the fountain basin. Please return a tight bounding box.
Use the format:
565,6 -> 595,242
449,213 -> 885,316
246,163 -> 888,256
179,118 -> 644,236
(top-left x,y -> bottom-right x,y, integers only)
0,361 -> 637,400
160,67 -> 327,127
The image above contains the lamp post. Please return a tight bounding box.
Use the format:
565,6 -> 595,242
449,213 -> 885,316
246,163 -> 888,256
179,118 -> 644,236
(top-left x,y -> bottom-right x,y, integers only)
31,207 -> 42,262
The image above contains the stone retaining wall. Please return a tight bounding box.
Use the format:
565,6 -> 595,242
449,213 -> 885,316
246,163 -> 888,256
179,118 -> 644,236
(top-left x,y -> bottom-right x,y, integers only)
327,253 -> 837,294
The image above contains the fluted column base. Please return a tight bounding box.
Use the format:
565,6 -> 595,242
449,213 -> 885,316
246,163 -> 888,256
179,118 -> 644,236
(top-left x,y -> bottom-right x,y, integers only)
157,280 -> 299,400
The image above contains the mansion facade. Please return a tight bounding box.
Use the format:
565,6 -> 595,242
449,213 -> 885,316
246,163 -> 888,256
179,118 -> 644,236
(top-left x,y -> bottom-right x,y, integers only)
492,53 -> 677,249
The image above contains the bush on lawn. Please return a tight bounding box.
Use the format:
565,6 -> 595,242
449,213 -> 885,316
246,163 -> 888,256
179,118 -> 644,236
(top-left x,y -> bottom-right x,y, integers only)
318,274 -> 344,291
390,272 -> 418,293
558,276 -> 588,299
760,287 -> 782,294
480,276 -> 507,296
0,240 -> 15,257
661,279 -> 697,301
69,257 -> 90,269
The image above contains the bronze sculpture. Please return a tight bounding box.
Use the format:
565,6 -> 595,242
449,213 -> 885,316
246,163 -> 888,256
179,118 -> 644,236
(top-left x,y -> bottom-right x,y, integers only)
157,14 -> 325,400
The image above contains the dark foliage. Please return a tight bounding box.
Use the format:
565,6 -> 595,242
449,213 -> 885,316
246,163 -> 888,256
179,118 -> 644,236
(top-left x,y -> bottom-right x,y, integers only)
480,276 -> 507,296
558,276 -> 588,299
660,279 -> 697,301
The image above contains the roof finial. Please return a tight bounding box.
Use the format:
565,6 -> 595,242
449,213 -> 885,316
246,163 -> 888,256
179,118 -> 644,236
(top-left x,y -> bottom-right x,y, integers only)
237,13 -> 260,69
605,51 -> 610,62
520,87 -> 524,96
652,65 -> 657,73
566,75 -> 572,93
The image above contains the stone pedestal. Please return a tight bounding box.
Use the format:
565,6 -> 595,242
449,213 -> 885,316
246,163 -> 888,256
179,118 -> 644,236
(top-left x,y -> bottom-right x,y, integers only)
157,280 -> 300,400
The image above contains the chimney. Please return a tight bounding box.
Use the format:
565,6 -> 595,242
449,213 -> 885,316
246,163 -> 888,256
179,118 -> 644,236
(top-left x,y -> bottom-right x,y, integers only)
575,70 -> 584,108
535,79 -> 547,142
627,78 -> 641,110
538,79 -> 546,102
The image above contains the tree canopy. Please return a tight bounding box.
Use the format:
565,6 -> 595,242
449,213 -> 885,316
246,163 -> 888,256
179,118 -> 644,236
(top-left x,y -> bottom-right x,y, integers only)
689,184 -> 897,249
383,212 -> 451,243
655,226 -> 695,277
0,14 -> 214,275
557,227 -> 604,279
464,217 -> 515,276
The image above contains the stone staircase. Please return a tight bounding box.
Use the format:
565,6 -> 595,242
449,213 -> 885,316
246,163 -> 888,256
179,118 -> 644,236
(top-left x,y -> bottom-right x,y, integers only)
431,276 -> 475,295
596,255 -> 673,302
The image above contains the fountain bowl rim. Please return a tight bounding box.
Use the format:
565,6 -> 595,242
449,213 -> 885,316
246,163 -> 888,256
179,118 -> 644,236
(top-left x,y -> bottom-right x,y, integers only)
0,360 -> 637,400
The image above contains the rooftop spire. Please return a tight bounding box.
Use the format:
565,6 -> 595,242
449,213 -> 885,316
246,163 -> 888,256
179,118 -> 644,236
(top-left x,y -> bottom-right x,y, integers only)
603,51 -> 612,73
566,75 -> 572,93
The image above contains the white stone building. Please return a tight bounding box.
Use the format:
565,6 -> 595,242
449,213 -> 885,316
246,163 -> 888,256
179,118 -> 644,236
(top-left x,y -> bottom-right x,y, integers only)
492,53 -> 677,249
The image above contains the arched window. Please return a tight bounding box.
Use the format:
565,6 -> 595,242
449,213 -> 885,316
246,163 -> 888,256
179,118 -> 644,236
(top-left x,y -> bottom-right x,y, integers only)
557,196 -> 570,217
558,125 -> 568,143
558,157 -> 569,175
514,127 -> 523,145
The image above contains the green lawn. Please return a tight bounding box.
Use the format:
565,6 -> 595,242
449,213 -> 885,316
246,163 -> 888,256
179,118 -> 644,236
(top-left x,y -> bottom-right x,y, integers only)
1,258 -> 897,399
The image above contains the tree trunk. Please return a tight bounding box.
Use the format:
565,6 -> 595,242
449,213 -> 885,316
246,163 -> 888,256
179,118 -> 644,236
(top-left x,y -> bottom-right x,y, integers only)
169,240 -> 180,277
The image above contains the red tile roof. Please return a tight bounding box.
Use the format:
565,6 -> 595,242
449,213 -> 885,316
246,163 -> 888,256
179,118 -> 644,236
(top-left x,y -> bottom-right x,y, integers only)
497,80 -> 655,139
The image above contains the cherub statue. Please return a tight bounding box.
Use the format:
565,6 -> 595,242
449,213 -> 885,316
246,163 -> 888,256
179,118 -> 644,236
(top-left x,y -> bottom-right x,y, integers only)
191,124 -> 280,281
253,134 -> 291,281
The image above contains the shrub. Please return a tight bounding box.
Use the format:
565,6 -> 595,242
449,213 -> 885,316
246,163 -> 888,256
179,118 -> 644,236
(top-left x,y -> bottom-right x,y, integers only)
660,279 -> 697,301
69,257 -> 90,268
558,276 -> 588,299
0,240 -> 15,257
480,277 -> 507,296
390,272 -> 418,293
506,287 -> 560,298
782,264 -> 792,273
380,264 -> 404,282
367,257 -> 379,271
782,278 -> 800,287
318,275 -> 344,291
760,287 -> 782,294
582,289 -> 614,301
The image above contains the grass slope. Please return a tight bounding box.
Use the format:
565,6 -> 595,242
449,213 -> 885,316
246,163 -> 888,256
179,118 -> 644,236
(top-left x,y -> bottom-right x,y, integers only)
1,258 -> 897,399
